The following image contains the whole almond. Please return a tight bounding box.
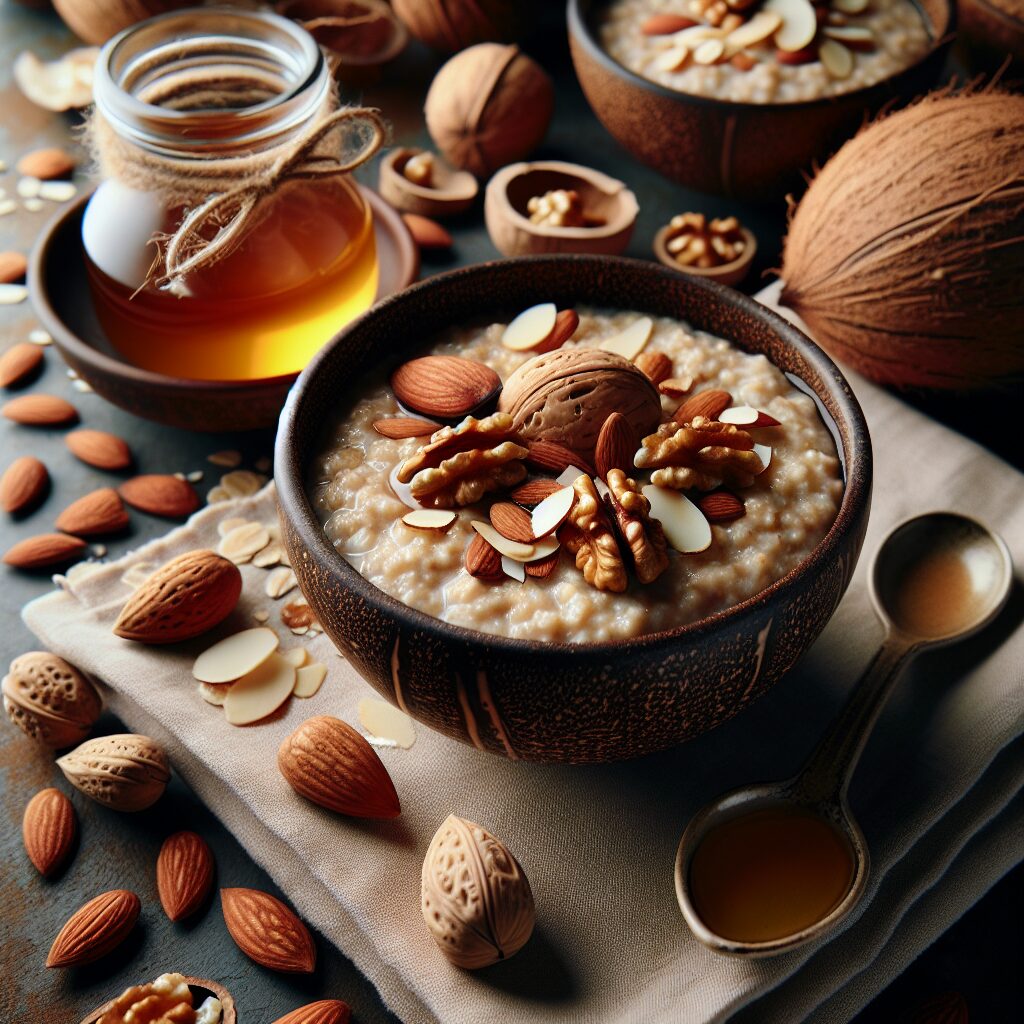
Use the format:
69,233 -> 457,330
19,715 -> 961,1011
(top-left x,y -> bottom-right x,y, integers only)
272,1000 -> 352,1024
594,412 -> 639,481
698,491 -> 746,523
465,533 -> 503,580
525,439 -> 595,477
113,549 -> 242,643
3,532 -> 86,569
157,830 -> 215,922
635,350 -> 672,385
17,147 -> 76,180
47,889 -> 140,967
390,355 -> 501,420
641,13 -> 698,34
55,487 -> 129,537
23,787 -> 77,876
509,478 -> 562,507
1,456 -> 49,513
542,309 -> 580,352
0,251 -> 28,284
65,429 -> 133,470
278,715 -> 401,819
119,474 -> 199,518
0,342 -> 44,388
221,888 -> 316,973
2,394 -> 78,427
525,549 -> 560,578
57,733 -> 170,812
3,651 -> 101,747
489,501 -> 534,543
372,417 -> 440,439
673,388 -> 733,425
401,212 -> 453,249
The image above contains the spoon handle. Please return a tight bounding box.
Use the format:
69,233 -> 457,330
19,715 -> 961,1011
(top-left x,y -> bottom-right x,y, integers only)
796,635 -> 918,804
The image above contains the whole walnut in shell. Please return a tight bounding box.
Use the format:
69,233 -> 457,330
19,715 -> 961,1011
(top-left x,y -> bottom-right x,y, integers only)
497,347 -> 662,463
421,814 -> 535,969
2,651 -> 101,748
57,733 -> 170,812
392,0 -> 521,53
425,43 -> 554,179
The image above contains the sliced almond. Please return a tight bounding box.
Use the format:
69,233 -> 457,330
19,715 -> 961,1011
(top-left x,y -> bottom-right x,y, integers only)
642,485 -> 712,553
197,682 -> 232,706
658,376 -> 694,399
218,522 -> 270,565
193,627 -> 279,684
752,443 -> 773,473
470,520 -> 535,561
720,405 -> 781,428
652,45 -> 690,72
833,0 -> 868,12
389,464 -> 425,510
694,38 -> 726,64
402,508 -> 457,531
281,648 -> 309,669
764,0 -> 817,51
598,317 -> 653,362
358,697 -> 416,748
265,566 -> 298,599
501,555 -> 526,582
219,470 -> 267,499
38,181 -> 76,202
252,542 -> 285,568
217,516 -> 249,538
525,549 -> 560,579
556,465 -> 591,487
208,449 -> 242,468
294,662 -> 327,698
530,486 -> 575,539
822,25 -> 875,50
502,303 -> 558,352
724,10 -> 782,52
223,653 -> 296,726
819,39 -> 855,77
521,536 -> 560,563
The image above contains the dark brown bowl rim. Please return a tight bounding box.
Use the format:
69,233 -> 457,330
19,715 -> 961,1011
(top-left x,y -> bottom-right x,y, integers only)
567,0 -> 953,114
276,254 -> 871,658
28,185 -> 417,398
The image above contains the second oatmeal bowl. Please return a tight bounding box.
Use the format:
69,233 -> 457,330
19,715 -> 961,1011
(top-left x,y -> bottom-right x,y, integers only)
568,0 -> 953,198
276,256 -> 871,763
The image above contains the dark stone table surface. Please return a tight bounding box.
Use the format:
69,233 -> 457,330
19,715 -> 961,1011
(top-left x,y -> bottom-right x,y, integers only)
0,4 -> 1019,1022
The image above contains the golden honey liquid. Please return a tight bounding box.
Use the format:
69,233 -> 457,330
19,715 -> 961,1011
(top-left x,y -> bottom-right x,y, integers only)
84,177 -> 378,381
689,805 -> 855,943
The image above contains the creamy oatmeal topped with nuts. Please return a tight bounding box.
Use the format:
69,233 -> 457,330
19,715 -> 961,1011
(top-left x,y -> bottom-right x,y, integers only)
310,307 -> 843,644
600,0 -> 931,104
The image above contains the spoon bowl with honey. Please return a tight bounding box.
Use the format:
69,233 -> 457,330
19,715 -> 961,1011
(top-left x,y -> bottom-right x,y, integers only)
675,511 -> 1013,957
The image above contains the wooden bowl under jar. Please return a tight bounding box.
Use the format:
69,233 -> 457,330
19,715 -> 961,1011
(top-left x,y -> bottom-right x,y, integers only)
275,255 -> 872,764
568,0 -> 954,199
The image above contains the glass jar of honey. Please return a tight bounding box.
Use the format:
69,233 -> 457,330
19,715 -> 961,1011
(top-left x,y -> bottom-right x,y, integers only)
83,7 -> 383,382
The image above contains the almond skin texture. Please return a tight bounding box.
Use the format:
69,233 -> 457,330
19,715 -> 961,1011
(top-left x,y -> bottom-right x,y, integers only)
65,429 -> 133,470
55,487 -> 129,537
489,501 -> 534,543
3,651 -> 101,748
0,342 -> 44,388
3,532 -> 86,569
542,309 -> 580,352
402,212 -> 453,249
17,146 -> 76,179
594,412 -> 639,481
525,439 -> 595,477
390,355 -> 501,419
465,533 -> 503,580
2,394 -> 78,427
372,417 -> 440,439
0,251 -> 28,284
221,888 -> 316,973
113,550 -> 242,643
271,1000 -> 352,1024
119,475 -> 199,518
23,787 -> 76,876
157,830 -> 215,922
635,350 -> 672,385
278,715 -> 401,818
698,491 -> 746,523
673,388 -> 733,425
47,889 -> 140,967
509,478 -> 561,507
1,456 -> 49,513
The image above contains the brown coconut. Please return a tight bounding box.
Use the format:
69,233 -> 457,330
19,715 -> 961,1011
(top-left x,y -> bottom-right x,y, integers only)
781,90 -> 1024,391
424,43 -> 554,179
392,0 -> 522,53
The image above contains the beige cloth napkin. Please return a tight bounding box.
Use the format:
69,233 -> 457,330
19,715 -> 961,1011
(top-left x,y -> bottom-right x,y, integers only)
23,309 -> 1024,1023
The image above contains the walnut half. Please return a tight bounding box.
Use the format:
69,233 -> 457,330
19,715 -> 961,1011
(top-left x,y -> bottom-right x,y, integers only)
604,469 -> 669,584
561,474 -> 627,593
97,973 -> 222,1024
634,415 -> 762,490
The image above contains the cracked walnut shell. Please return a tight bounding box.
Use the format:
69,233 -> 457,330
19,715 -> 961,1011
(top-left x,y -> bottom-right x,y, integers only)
57,733 -> 170,812
604,469 -> 670,584
634,416 -> 762,490
561,474 -> 628,593
398,412 -> 528,508
422,814 -> 535,969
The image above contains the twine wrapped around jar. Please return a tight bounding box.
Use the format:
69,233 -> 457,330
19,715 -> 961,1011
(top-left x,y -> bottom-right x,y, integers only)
87,60 -> 386,290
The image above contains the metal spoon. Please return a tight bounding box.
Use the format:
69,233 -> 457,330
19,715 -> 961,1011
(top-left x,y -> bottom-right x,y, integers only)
674,511 -> 1014,957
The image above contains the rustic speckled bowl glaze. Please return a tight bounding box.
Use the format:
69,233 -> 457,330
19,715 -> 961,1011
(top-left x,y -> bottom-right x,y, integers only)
568,0 -> 953,198
276,256 -> 872,763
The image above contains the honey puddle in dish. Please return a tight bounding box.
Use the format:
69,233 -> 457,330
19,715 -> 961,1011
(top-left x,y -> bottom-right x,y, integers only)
689,805 -> 855,944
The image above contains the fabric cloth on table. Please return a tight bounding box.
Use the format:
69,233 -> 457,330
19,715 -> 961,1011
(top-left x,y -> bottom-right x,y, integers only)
24,287 -> 1024,1023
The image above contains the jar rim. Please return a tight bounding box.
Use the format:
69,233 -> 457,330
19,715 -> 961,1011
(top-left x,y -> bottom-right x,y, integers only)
94,5 -> 329,158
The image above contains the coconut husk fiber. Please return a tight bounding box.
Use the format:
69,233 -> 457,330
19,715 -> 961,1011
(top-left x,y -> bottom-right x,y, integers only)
780,88 -> 1024,391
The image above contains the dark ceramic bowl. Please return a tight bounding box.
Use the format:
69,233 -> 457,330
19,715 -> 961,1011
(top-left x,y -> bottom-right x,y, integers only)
276,256 -> 872,763
568,0 -> 953,199
29,186 -> 418,433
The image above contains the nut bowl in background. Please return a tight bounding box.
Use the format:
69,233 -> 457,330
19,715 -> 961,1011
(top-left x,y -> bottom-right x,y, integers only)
567,0 -> 953,199
275,256 -> 871,763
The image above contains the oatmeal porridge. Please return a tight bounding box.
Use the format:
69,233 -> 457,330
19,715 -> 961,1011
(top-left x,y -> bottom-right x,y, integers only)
599,0 -> 931,104
310,308 -> 844,645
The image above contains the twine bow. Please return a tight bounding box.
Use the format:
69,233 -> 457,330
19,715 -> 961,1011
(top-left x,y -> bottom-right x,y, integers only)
153,105 -> 386,289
